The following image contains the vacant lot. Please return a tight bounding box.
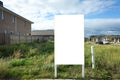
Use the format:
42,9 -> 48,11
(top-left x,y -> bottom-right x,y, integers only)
0,42 -> 119,79
85,43 -> 120,78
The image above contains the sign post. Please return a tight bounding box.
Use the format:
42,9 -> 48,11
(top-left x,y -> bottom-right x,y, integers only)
54,15 -> 84,78
54,64 -> 57,78
91,46 -> 95,69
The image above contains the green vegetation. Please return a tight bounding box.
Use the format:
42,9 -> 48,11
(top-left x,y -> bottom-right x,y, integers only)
0,42 -> 54,79
0,42 -> 119,79
85,43 -> 120,79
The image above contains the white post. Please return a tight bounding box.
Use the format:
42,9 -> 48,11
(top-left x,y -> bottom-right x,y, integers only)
91,46 -> 95,69
54,65 -> 57,78
82,65 -> 85,78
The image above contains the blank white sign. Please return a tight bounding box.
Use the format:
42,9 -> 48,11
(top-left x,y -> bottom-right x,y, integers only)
55,15 -> 84,65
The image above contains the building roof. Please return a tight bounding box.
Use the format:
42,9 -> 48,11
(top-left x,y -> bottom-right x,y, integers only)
31,30 -> 54,36
0,5 -> 33,24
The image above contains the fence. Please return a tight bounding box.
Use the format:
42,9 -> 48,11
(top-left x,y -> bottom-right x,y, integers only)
0,33 -> 10,45
0,33 -> 32,45
10,34 -> 32,44
0,33 -> 54,45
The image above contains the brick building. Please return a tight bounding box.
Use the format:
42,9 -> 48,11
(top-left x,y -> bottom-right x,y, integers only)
0,1 -> 33,44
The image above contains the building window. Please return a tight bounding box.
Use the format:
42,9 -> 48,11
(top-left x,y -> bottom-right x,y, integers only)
12,15 -> 15,23
2,10 -> 4,20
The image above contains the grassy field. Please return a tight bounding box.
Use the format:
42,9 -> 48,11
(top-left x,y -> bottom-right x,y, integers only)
85,43 -> 120,78
0,41 -> 120,79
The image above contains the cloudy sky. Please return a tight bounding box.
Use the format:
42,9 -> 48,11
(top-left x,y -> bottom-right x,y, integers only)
2,0 -> 120,37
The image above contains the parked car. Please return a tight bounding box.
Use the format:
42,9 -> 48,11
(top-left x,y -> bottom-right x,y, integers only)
96,41 -> 103,44
103,40 -> 109,44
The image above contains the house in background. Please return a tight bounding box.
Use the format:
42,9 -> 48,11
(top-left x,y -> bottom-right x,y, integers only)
0,1 -> 33,44
89,35 -> 120,44
31,30 -> 54,42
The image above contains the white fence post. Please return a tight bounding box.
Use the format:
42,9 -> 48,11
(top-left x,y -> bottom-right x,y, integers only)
91,46 -> 95,69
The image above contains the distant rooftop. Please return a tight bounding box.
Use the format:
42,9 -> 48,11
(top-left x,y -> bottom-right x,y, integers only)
31,30 -> 54,36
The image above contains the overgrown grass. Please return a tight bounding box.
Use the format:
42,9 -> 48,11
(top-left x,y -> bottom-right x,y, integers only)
85,43 -> 120,78
0,42 -> 119,79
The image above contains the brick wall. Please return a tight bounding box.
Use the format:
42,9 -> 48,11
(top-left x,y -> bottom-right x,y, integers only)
0,7 -> 32,44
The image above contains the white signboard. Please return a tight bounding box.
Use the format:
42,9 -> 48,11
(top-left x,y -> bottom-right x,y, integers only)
54,15 -> 84,77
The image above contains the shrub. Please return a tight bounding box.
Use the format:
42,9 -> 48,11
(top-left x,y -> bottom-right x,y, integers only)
9,59 -> 31,67
12,50 -> 22,59
0,45 -> 14,58
0,59 -> 9,78
45,53 -> 54,64
8,68 -> 23,79
39,41 -> 54,54
25,48 -> 38,57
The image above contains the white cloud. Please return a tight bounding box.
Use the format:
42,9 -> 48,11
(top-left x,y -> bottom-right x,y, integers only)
85,19 -> 120,36
44,0 -> 116,14
85,19 -> 120,29
2,0 -> 117,30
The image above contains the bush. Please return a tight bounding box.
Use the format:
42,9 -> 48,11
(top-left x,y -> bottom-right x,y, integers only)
25,48 -> 38,57
9,59 -> 31,67
0,45 -> 14,58
12,50 -> 22,59
8,68 -> 23,79
39,41 -> 54,54
0,59 -> 10,78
